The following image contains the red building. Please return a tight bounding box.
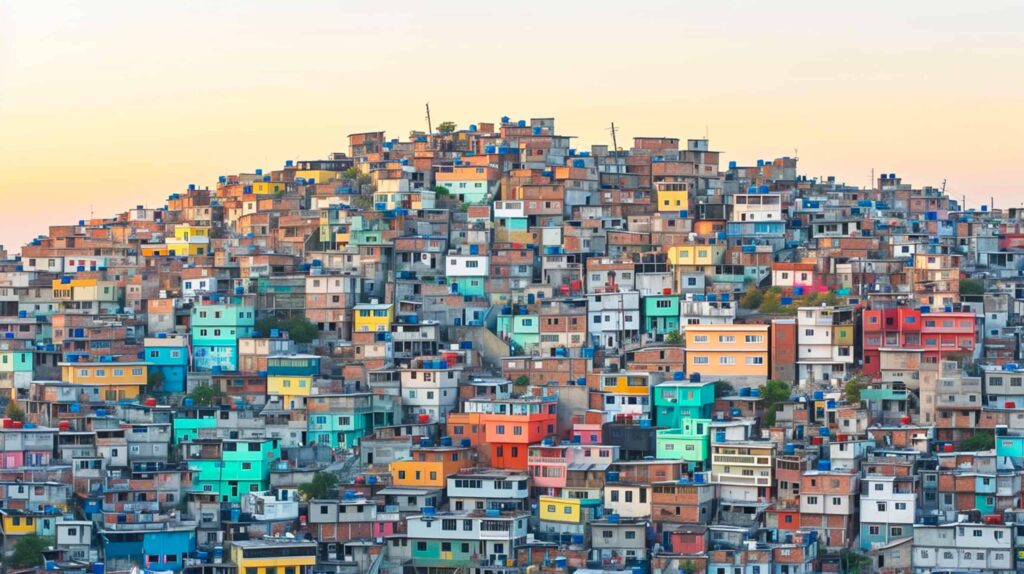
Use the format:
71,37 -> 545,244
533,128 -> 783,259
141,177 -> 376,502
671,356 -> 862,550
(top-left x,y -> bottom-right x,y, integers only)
862,308 -> 976,377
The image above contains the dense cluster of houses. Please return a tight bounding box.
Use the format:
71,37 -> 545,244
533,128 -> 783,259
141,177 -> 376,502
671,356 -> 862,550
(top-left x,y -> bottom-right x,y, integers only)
2,116 -> 1024,574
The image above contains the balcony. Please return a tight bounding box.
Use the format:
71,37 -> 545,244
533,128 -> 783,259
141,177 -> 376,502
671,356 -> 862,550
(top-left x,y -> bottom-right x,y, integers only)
528,456 -> 568,465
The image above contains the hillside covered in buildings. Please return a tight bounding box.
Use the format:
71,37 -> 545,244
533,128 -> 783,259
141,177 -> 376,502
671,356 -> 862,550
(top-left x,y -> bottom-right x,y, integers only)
1,116 -> 1024,574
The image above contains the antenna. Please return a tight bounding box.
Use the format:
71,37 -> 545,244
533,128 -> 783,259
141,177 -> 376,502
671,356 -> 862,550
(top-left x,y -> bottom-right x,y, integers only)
608,122 -> 619,152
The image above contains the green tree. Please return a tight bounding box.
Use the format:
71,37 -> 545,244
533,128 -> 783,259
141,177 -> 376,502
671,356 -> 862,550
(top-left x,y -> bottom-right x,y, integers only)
740,287 -> 763,310
187,383 -> 223,406
298,471 -> 339,500
4,401 -> 26,423
255,315 -> 319,345
959,431 -> 995,451
9,534 -> 54,568
713,380 -> 735,399
147,370 -> 166,394
844,379 -> 865,404
758,289 -> 786,314
342,167 -> 360,179
759,379 -> 792,426
436,121 -> 458,134
665,331 -> 683,345
513,375 -> 530,390
960,278 -> 985,295
839,548 -> 872,574
432,185 -> 450,197
680,560 -> 699,574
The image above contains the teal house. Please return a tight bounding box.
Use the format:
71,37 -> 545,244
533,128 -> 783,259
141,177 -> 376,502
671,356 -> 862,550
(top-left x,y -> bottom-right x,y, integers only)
172,406 -> 219,444
186,438 -> 280,502
652,380 -> 715,428
190,301 -> 255,371
496,312 -> 540,354
656,417 -> 711,469
306,393 -> 396,449
643,294 -> 680,337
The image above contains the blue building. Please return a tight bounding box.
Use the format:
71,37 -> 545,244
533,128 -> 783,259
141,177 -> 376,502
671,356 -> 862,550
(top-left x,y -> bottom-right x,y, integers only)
143,334 -> 189,393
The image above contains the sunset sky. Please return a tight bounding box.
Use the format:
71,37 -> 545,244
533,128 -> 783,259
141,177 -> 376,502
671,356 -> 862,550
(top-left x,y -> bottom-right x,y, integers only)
1,0 -> 1022,251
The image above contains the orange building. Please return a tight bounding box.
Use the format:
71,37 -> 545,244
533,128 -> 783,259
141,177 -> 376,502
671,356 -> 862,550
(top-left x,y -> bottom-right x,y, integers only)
389,446 -> 475,488
464,396 -> 558,470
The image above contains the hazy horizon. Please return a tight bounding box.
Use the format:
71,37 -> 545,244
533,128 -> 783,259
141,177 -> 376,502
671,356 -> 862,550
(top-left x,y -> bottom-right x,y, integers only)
2,0 -> 1022,252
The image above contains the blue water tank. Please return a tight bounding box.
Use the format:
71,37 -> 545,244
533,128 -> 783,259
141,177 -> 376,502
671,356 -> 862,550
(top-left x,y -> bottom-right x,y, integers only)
715,432 -> 726,442
813,391 -> 824,401
817,460 -> 831,471
784,443 -> 796,455
440,436 -> 453,447
673,371 -> 685,381
819,427 -> 830,437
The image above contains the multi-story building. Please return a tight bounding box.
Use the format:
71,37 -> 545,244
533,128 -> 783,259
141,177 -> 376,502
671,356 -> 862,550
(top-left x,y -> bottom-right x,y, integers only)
466,395 -> 557,470
684,324 -> 770,385
795,305 -> 855,386
190,301 -> 256,371
710,441 -> 775,502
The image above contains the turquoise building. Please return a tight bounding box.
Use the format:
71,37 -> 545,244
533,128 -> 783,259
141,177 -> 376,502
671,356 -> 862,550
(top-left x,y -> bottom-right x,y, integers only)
190,301 -> 255,371
496,312 -> 540,354
643,294 -> 680,336
306,392 -> 396,449
656,417 -> 711,469
652,380 -> 716,428
186,438 -> 280,502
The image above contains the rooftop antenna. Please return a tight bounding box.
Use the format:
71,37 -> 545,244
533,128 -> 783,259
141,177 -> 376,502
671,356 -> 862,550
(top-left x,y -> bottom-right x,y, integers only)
608,122 -> 619,152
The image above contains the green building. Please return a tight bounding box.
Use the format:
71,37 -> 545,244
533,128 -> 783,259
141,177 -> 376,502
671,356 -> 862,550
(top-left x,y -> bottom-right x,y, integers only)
652,381 -> 715,428
656,417 -> 711,469
496,312 -> 540,354
185,438 -> 280,502
643,294 -> 680,337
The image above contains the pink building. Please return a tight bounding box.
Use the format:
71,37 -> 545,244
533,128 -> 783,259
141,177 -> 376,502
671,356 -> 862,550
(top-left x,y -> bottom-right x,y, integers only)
528,439 -> 619,497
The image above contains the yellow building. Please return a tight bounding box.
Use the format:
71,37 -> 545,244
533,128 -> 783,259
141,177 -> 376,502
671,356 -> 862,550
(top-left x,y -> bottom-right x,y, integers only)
390,446 -> 474,488
251,181 -> 286,195
166,224 -> 211,256
294,169 -> 342,184
684,324 -> 769,383
61,361 -> 147,401
599,372 -> 655,396
51,278 -> 118,302
353,302 -> 394,333
656,189 -> 689,212
667,244 -> 725,266
266,374 -> 313,409
538,496 -> 583,523
229,539 -> 317,574
0,510 -> 38,536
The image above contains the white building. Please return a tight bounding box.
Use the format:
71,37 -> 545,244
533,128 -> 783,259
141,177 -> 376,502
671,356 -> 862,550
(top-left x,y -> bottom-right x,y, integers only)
796,305 -> 855,386
587,290 -> 640,349
912,521 -> 1013,574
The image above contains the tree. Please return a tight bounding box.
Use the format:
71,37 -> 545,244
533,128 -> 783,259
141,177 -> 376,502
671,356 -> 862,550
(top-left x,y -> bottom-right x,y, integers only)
959,431 -> 995,452
680,560 -> 699,574
740,287 -> 763,310
147,370 -> 166,394
436,121 -> 457,134
4,401 -> 26,423
713,380 -> 735,399
298,471 -> 339,500
759,379 -> 792,427
844,379 -> 865,404
960,278 -> 984,296
255,315 -> 319,345
513,375 -> 530,389
758,289 -> 786,314
665,331 -> 683,345
187,383 -> 223,406
9,534 -> 53,568
342,167 -> 361,179
839,548 -> 872,574
432,185 -> 450,197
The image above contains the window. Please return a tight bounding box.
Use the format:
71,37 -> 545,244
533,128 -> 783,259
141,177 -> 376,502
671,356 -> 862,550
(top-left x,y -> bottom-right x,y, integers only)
746,356 -> 764,365
694,335 -> 708,343
416,542 -> 427,552
719,356 -> 736,365
744,335 -> 763,343
719,335 -> 735,343
693,356 -> 709,365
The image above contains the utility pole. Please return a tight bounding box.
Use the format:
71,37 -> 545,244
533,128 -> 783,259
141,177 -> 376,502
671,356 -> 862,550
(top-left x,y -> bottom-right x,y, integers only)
425,102 -> 434,146
609,122 -> 619,152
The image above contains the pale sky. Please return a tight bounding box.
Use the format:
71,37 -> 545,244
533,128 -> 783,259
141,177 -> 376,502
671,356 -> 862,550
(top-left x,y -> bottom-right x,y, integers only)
1,0 -> 1022,251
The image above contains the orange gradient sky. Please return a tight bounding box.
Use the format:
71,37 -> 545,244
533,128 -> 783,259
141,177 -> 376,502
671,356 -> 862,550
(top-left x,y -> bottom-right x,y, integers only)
1,1 -> 1022,252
